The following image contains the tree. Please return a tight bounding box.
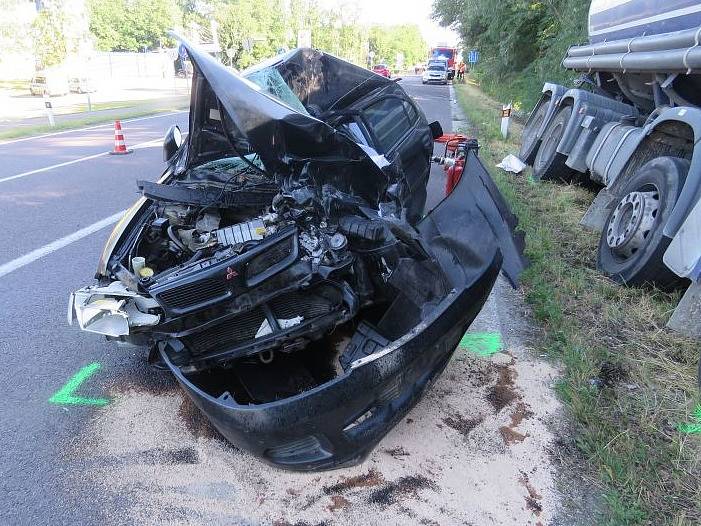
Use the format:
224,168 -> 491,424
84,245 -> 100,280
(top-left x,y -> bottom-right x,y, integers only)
431,0 -> 588,109
31,3 -> 68,69
369,24 -> 427,69
87,0 -> 179,51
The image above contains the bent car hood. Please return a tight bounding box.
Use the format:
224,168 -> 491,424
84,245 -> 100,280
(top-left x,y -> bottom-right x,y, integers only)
174,34 -> 387,182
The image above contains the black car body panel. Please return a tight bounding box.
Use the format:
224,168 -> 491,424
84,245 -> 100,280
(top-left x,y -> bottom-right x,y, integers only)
161,147 -> 518,470
70,36 -> 527,471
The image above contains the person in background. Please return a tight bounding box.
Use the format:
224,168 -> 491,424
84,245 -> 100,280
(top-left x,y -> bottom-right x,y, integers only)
457,61 -> 466,81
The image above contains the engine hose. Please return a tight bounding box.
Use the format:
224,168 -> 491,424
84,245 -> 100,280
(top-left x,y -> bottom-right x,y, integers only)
167,225 -> 188,253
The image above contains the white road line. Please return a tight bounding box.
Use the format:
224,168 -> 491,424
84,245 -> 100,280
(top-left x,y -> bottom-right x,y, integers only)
0,110 -> 187,146
0,137 -> 161,184
0,211 -> 125,279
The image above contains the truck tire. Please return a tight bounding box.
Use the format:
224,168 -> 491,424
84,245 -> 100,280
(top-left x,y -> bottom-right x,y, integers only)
532,105 -> 576,182
597,156 -> 689,288
519,98 -> 549,165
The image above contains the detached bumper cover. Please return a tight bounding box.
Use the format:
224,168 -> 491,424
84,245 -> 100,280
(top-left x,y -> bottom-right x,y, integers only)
163,150 -> 525,470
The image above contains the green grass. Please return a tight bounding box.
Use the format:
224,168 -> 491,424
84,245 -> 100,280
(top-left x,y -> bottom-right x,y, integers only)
0,79 -> 30,91
0,103 -> 187,141
455,78 -> 700,525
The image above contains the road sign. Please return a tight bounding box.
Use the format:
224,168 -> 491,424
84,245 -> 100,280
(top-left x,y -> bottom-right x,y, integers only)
468,49 -> 480,65
44,101 -> 52,109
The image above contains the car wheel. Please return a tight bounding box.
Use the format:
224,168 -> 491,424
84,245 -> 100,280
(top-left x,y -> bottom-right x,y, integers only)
532,105 -> 576,182
598,156 -> 689,288
519,98 -> 550,165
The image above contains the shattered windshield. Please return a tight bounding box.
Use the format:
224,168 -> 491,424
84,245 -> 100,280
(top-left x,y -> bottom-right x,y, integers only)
244,67 -> 310,116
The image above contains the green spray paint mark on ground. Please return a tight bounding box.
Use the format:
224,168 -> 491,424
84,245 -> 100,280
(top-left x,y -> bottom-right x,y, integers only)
49,362 -> 110,406
458,332 -> 502,357
678,404 -> 701,434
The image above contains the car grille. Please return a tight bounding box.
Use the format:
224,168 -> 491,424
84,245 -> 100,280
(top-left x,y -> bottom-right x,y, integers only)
156,278 -> 230,310
269,286 -> 341,320
181,284 -> 344,358
183,307 -> 266,356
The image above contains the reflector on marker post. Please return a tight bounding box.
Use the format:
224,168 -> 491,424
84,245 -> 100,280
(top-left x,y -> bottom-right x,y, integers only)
110,120 -> 133,155
500,103 -> 512,139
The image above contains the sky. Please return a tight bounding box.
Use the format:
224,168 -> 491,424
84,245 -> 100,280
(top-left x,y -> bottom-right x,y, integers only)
319,0 -> 460,47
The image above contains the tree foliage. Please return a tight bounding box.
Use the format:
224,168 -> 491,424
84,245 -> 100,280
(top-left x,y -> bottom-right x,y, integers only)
369,24 -> 426,67
84,0 -> 426,71
87,0 -> 179,51
432,0 -> 589,110
31,2 -> 68,69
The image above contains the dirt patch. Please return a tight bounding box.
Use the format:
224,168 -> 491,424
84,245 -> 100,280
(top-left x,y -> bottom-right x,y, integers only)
177,396 -> 225,442
486,365 -> 518,412
520,471 -> 543,516
322,468 -> 384,495
442,412 -> 483,438
383,446 -> 410,460
367,475 -> 438,506
500,426 -> 528,445
499,400 -> 534,445
326,495 -> 351,512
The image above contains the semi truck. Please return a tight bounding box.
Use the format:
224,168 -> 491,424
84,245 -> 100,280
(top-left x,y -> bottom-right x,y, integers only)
429,46 -> 457,79
519,0 -> 701,339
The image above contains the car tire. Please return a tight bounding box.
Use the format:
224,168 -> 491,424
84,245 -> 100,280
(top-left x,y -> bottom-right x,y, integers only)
597,156 -> 689,288
519,98 -> 550,165
532,105 -> 577,182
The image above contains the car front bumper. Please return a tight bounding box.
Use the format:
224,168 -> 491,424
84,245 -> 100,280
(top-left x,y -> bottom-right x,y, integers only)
161,148 -> 525,470
163,254 -> 500,470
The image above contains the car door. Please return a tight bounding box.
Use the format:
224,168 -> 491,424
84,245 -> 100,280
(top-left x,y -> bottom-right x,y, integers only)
360,95 -> 432,196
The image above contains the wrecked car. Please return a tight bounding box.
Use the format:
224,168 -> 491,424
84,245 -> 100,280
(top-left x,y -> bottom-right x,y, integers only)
68,35 -> 526,470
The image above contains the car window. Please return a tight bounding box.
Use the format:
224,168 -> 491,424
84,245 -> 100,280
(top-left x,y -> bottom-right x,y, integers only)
339,120 -> 370,146
244,66 -> 310,116
403,101 -> 418,123
363,98 -> 411,152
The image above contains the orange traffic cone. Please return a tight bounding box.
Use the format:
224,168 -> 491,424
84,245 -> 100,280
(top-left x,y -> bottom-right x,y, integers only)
109,120 -> 133,155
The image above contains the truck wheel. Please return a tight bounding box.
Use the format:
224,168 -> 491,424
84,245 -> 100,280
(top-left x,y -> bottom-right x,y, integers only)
597,156 -> 689,288
519,98 -> 549,165
532,105 -> 576,182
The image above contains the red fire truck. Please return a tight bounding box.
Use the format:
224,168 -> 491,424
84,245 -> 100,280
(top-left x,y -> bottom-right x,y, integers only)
429,46 -> 457,79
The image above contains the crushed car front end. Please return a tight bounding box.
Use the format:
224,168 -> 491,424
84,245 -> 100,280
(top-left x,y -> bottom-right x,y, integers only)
69,36 -> 526,470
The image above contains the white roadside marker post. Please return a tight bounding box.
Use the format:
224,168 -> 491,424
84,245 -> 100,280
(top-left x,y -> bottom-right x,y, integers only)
43,93 -> 55,127
500,103 -> 512,139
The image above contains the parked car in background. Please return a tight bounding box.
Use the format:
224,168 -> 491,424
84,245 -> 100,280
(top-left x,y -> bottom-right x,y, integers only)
29,72 -> 69,96
422,63 -> 448,85
372,64 -> 391,78
69,76 -> 97,94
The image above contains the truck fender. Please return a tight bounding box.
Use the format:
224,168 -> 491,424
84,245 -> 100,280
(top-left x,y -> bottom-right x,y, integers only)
581,106 -> 701,237
556,88 -> 638,159
526,83 -> 567,143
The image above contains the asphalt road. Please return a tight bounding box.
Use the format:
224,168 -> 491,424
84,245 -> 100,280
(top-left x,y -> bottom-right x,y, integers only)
0,110 -> 189,524
0,79 -> 455,524
0,78 -> 569,525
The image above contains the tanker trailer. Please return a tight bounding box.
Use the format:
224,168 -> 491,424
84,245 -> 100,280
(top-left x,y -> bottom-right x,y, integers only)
518,0 -> 701,340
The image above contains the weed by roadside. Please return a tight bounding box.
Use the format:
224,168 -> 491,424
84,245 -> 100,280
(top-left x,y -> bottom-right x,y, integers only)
454,78 -> 700,525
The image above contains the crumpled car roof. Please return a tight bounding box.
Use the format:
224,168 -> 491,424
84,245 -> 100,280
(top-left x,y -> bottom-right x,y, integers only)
173,33 -> 393,207
242,47 -> 393,115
